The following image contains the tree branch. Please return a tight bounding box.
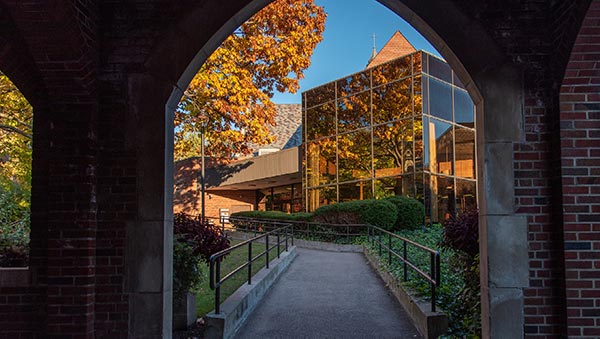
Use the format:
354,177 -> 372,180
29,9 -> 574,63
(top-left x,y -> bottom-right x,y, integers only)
0,124 -> 32,139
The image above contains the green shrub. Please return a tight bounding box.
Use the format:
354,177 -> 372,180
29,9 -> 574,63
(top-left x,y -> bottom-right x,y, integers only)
231,210 -> 312,221
384,195 -> 425,230
311,199 -> 398,230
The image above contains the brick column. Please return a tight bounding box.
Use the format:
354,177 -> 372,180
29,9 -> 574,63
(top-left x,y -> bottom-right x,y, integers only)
43,102 -> 98,338
560,1 -> 600,336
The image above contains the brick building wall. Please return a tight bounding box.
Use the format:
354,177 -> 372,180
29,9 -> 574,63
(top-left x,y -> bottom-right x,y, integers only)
560,1 -> 600,336
0,0 -> 598,337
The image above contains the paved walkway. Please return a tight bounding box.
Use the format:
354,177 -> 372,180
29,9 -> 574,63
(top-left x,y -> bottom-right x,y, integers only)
235,248 -> 422,339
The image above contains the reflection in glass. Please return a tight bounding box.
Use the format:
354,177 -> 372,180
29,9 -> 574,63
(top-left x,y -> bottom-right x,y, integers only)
430,118 -> 454,175
306,102 -> 336,141
305,82 -> 335,108
429,77 -> 452,121
453,72 -> 465,90
427,55 -> 452,83
301,50 -> 476,215
372,78 -> 412,125
338,92 -> 371,133
454,88 -> 474,127
456,179 -> 476,213
337,72 -> 371,98
374,176 -> 403,199
433,175 -> 455,223
339,180 -> 373,202
414,118 -> 423,170
307,186 -> 337,212
306,138 -> 336,187
372,55 -> 412,86
373,120 -> 412,178
338,129 -> 372,183
454,126 -> 475,179
423,116 -> 430,171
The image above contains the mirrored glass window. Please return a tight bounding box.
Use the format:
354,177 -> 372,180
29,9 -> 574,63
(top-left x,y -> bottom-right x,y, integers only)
454,126 -> 475,179
456,179 -> 477,213
432,175 -> 455,223
430,118 -> 454,175
453,72 -> 465,90
337,72 -> 371,98
306,102 -> 336,141
338,129 -> 372,183
454,88 -> 474,127
306,138 -> 336,187
374,176 -> 403,199
414,118 -> 423,171
427,55 -> 452,83
429,77 -> 453,121
423,116 -> 430,171
339,180 -> 372,202
373,120 -> 412,178
372,55 -> 412,86
372,78 -> 412,125
338,91 -> 371,133
305,82 -> 335,108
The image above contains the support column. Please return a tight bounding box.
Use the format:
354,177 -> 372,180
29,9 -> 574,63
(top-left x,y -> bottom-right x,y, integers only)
125,74 -> 174,337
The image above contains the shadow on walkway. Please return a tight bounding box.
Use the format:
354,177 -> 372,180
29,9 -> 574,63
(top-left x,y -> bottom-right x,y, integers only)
235,248 -> 422,338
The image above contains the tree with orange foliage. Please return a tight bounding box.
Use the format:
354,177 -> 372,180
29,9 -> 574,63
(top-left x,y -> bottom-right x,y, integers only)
175,0 -> 326,161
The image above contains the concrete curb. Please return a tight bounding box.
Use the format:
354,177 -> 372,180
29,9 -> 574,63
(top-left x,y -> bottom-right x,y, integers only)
363,248 -> 448,339
204,246 -> 298,339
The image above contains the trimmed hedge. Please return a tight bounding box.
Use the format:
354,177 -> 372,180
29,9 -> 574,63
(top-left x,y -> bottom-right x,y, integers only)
231,210 -> 312,221
311,199 -> 398,230
384,195 -> 425,230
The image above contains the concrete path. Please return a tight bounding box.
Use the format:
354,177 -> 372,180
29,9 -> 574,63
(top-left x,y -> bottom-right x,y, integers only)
235,248 -> 422,339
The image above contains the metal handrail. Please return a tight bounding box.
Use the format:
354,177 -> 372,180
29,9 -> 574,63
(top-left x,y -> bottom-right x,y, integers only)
227,216 -> 441,312
368,225 -> 441,312
208,224 -> 293,314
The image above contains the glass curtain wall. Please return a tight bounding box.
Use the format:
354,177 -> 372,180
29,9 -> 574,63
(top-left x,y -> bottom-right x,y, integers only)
302,51 -> 476,224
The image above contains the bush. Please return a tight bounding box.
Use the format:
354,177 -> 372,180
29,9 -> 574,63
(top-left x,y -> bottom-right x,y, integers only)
0,187 -> 30,267
173,213 -> 230,298
311,199 -> 398,230
441,209 -> 479,257
231,210 -> 312,221
384,195 -> 424,231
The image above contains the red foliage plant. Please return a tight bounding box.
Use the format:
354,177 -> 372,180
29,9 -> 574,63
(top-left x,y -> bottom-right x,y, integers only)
441,209 -> 479,257
174,213 -> 230,262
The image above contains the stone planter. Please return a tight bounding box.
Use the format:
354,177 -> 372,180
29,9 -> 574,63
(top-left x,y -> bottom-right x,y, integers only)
173,292 -> 197,330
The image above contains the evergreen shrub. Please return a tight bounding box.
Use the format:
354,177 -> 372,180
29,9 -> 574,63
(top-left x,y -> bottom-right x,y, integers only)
384,195 -> 425,230
311,199 -> 398,230
231,210 -> 312,221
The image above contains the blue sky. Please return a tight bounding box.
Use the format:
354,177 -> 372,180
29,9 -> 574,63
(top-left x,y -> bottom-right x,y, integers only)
271,0 -> 441,104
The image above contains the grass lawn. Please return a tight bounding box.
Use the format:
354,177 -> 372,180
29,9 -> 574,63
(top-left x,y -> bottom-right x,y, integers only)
196,237 -> 285,317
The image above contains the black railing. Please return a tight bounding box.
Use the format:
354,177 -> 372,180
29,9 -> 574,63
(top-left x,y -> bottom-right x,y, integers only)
228,216 -> 366,244
368,225 -> 441,312
208,224 -> 293,314
221,216 -> 441,313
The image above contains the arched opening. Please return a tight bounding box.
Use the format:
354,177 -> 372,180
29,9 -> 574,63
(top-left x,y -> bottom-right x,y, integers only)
127,0 -> 527,337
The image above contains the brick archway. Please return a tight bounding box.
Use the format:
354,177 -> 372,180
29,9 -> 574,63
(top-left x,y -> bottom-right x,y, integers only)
147,0 -> 525,337
0,1 -> 595,338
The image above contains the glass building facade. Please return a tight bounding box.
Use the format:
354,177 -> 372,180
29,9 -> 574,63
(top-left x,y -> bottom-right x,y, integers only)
302,51 -> 476,224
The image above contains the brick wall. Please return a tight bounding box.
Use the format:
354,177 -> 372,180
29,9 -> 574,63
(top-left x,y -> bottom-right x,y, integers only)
560,1 -> 600,336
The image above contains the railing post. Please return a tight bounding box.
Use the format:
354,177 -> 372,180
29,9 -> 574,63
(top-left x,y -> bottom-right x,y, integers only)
215,259 -> 221,314
403,241 -> 408,282
430,252 -> 436,312
266,234 -> 270,269
277,229 -> 281,258
291,223 -> 295,246
248,242 -> 253,285
285,226 -> 289,251
388,233 -> 392,266
378,231 -> 382,257
346,225 -> 350,244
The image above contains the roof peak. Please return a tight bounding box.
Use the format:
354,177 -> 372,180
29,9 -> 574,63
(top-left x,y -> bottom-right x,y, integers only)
366,31 -> 416,69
